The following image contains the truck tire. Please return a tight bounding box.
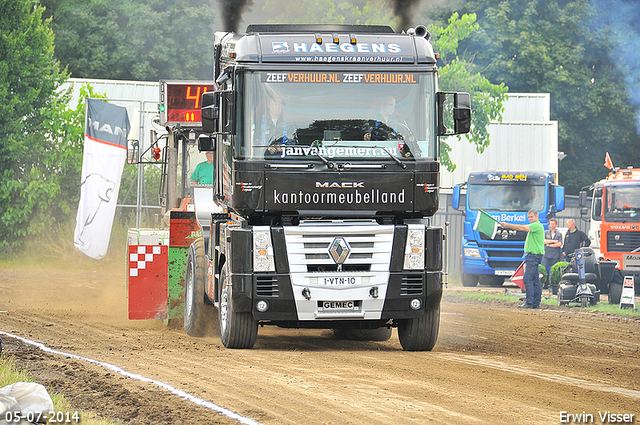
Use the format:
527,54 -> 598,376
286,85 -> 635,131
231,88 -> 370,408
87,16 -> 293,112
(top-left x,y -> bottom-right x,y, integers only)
461,273 -> 478,287
219,268 -> 258,349
333,328 -> 392,341
397,307 -> 440,351
184,238 -> 216,337
608,282 -> 623,304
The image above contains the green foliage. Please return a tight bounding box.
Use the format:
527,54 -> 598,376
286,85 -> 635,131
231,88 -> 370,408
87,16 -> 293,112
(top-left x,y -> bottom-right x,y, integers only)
0,0 -> 68,255
0,0 -> 66,136
550,261 -> 569,285
43,0 -> 216,80
441,0 -> 640,193
428,13 -> 508,171
538,264 -> 547,283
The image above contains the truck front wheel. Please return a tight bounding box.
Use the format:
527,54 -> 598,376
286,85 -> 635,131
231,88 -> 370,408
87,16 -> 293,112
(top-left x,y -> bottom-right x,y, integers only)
184,238 -> 216,337
219,269 -> 258,349
397,307 -> 440,351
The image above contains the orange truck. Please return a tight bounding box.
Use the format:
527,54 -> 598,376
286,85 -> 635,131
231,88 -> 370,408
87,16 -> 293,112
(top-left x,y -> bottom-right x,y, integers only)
579,154 -> 640,303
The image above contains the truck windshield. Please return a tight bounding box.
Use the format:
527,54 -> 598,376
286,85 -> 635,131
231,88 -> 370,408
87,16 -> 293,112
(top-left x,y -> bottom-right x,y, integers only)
604,185 -> 640,222
468,183 -> 546,212
238,71 -> 436,161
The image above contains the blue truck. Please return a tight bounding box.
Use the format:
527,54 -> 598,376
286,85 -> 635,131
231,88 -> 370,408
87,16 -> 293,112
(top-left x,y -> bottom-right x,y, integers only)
452,171 -> 565,286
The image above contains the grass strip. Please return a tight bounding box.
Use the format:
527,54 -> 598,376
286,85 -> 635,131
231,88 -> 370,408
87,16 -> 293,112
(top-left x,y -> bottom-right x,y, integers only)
446,290 -> 640,317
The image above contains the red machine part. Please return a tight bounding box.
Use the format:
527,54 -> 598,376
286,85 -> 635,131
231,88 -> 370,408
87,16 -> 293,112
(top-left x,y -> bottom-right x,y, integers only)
128,245 -> 168,320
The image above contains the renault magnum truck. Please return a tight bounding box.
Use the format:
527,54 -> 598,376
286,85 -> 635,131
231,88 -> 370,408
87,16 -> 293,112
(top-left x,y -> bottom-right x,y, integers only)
186,24 -> 471,350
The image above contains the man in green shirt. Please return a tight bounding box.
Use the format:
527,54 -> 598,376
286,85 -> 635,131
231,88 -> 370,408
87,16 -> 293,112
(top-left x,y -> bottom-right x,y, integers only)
190,151 -> 214,185
500,209 -> 544,309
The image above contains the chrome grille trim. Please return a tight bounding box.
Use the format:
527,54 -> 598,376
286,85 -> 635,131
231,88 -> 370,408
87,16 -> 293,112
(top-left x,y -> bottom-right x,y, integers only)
284,221 -> 394,273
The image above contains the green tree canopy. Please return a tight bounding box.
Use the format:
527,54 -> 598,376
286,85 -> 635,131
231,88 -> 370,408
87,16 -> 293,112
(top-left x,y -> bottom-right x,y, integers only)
437,0 -> 640,193
42,0 -> 217,80
0,0 -> 68,253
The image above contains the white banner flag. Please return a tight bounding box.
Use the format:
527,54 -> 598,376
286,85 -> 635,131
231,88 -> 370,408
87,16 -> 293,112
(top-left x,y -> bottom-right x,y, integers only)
74,99 -> 130,259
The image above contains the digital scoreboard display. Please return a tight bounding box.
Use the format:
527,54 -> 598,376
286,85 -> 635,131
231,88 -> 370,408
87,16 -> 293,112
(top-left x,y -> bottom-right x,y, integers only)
160,81 -> 215,127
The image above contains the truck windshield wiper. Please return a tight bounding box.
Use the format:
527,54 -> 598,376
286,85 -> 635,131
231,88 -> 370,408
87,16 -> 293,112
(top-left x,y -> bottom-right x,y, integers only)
334,144 -> 407,169
314,150 -> 335,169
373,145 -> 407,169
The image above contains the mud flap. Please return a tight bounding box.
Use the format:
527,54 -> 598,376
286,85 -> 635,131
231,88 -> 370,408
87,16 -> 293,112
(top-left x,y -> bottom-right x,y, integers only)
128,245 -> 169,319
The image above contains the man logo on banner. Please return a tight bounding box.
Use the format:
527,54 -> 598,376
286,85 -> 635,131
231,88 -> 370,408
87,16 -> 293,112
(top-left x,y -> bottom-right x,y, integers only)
74,99 -> 130,259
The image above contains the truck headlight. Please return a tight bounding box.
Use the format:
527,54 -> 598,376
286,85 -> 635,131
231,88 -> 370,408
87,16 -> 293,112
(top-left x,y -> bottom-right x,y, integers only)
253,227 -> 275,272
464,248 -> 481,258
404,225 -> 425,270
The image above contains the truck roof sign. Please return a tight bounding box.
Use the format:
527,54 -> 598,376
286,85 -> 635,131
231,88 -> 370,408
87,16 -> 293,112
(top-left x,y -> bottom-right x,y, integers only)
230,33 -> 436,64
468,171 -> 550,184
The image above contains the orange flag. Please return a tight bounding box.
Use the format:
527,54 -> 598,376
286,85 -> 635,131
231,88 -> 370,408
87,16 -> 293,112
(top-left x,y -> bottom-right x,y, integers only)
604,152 -> 614,170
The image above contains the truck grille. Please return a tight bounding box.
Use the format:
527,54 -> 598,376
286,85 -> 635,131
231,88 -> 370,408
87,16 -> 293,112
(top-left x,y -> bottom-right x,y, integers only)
488,260 -> 522,269
606,231 -> 640,252
284,221 -> 393,273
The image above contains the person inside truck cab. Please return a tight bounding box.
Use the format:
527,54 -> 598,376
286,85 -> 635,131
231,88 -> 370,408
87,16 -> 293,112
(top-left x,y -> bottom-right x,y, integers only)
190,151 -> 214,186
253,95 -> 290,147
363,95 -> 420,157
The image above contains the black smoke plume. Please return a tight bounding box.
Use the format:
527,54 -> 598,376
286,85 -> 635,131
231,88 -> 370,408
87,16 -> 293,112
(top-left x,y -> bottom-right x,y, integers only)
392,0 -> 422,32
219,0 -> 253,32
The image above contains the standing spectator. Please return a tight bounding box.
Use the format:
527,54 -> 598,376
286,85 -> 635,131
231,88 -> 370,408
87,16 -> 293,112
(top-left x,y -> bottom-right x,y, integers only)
190,151 -> 214,185
542,218 -> 563,284
562,219 -> 590,261
500,209 -> 545,309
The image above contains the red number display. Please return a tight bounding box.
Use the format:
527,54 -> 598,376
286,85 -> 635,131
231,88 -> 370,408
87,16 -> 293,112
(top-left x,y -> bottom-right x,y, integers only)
164,83 -> 214,126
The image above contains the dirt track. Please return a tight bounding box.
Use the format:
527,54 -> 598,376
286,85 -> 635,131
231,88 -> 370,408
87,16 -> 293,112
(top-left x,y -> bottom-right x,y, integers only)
1,260 -> 640,425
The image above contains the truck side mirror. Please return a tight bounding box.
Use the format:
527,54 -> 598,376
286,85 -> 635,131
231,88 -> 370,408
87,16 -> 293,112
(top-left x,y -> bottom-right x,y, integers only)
454,93 -> 471,135
452,184 -> 461,209
220,90 -> 236,135
437,92 -> 471,136
556,186 -> 565,212
201,91 -> 218,134
197,134 -> 215,151
578,190 -> 588,207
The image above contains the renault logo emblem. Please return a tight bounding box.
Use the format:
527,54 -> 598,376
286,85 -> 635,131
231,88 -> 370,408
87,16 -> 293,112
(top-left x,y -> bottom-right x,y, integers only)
328,237 -> 351,264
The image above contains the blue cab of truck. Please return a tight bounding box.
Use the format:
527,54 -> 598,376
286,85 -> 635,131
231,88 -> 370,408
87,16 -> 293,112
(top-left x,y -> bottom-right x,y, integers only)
452,171 -> 565,286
